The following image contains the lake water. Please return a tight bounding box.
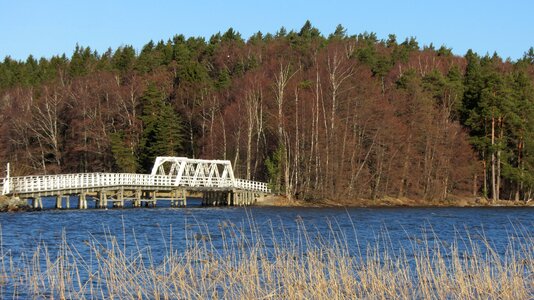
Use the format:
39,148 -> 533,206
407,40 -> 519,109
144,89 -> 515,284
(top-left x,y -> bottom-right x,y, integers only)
0,201 -> 533,297
1,200 -> 532,258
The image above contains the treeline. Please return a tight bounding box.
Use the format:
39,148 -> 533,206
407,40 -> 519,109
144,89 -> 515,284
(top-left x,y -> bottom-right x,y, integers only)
1,22 -> 533,202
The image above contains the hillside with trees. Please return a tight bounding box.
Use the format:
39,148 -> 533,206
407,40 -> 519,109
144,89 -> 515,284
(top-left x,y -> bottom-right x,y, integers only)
1,22 -> 533,203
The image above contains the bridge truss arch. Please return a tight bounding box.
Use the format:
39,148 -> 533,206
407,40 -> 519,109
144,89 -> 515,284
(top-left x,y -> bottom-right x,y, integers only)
151,157 -> 236,188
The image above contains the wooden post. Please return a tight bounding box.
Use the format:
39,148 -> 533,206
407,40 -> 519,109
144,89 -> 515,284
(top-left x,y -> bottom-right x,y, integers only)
79,193 -> 87,209
143,191 -> 150,207
55,194 -> 63,209
171,189 -> 186,207
98,191 -> 107,209
134,189 -> 141,207
118,189 -> 124,208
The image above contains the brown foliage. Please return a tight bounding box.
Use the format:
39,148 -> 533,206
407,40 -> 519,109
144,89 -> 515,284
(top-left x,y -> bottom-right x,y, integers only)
0,35 -> 483,202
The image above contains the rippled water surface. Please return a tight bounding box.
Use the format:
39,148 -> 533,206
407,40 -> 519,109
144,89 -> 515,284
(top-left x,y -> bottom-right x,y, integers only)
1,200 -> 532,258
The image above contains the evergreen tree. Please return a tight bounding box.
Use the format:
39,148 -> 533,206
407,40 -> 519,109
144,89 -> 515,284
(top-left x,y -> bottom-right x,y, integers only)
111,45 -> 136,74
329,24 -> 347,40
138,84 -> 183,172
110,131 -> 138,172
69,44 -> 96,78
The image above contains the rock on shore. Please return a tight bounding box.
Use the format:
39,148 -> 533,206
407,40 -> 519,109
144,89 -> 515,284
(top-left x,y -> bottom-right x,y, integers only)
0,195 -> 32,212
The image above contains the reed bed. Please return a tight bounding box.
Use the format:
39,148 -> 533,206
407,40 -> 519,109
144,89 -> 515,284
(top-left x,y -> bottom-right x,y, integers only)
0,218 -> 532,299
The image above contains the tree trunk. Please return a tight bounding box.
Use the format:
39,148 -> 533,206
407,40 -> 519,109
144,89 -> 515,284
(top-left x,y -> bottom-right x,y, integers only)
398,138 -> 412,199
472,174 -> 478,197
273,62 -> 298,199
483,160 -> 487,198
491,116 -> 496,202
515,138 -> 523,201
496,116 -> 503,200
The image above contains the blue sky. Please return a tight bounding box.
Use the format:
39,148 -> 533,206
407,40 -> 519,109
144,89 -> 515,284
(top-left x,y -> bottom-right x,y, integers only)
1,0 -> 532,61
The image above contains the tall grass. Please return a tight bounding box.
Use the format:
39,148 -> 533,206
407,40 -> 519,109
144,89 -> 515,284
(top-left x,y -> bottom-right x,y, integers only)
0,219 -> 532,299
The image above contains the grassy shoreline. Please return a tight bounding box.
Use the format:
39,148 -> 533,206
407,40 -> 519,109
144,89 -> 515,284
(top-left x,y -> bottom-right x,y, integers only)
258,194 -> 534,208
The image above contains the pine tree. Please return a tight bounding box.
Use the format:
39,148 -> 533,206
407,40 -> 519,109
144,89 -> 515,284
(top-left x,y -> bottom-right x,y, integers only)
138,84 -> 183,172
111,45 -> 136,74
110,131 -> 138,172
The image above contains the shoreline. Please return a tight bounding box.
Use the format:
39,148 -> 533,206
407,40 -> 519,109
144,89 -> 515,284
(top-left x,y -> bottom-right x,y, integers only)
1,194 -> 532,212
257,195 -> 534,208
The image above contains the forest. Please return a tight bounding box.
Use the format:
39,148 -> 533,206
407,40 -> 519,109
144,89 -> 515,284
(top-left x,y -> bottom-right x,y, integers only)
1,22 -> 533,203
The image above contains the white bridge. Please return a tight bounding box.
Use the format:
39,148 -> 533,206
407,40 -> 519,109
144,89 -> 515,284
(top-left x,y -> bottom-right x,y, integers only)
0,157 -> 270,209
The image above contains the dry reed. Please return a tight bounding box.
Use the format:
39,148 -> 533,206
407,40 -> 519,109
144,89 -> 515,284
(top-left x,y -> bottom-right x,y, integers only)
0,218 -> 532,299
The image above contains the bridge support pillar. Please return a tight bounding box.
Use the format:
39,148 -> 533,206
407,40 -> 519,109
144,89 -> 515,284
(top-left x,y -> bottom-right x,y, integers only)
31,197 -> 43,209
113,189 -> 124,208
202,191 -> 218,206
55,194 -> 63,209
97,192 -> 107,209
171,189 -> 186,207
237,192 -> 241,206
119,189 -> 124,207
221,192 -> 227,206
78,193 -> 87,209
65,195 -> 70,209
153,191 -> 157,207
212,191 -> 220,206
133,189 -> 141,207
229,191 -> 257,206
141,191 -> 151,207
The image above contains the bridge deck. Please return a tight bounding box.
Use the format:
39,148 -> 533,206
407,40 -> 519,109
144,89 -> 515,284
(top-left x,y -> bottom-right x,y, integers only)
1,172 -> 269,197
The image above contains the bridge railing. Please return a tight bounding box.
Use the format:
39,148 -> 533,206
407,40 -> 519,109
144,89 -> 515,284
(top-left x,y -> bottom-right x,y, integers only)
0,172 -> 268,195
235,178 -> 270,193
